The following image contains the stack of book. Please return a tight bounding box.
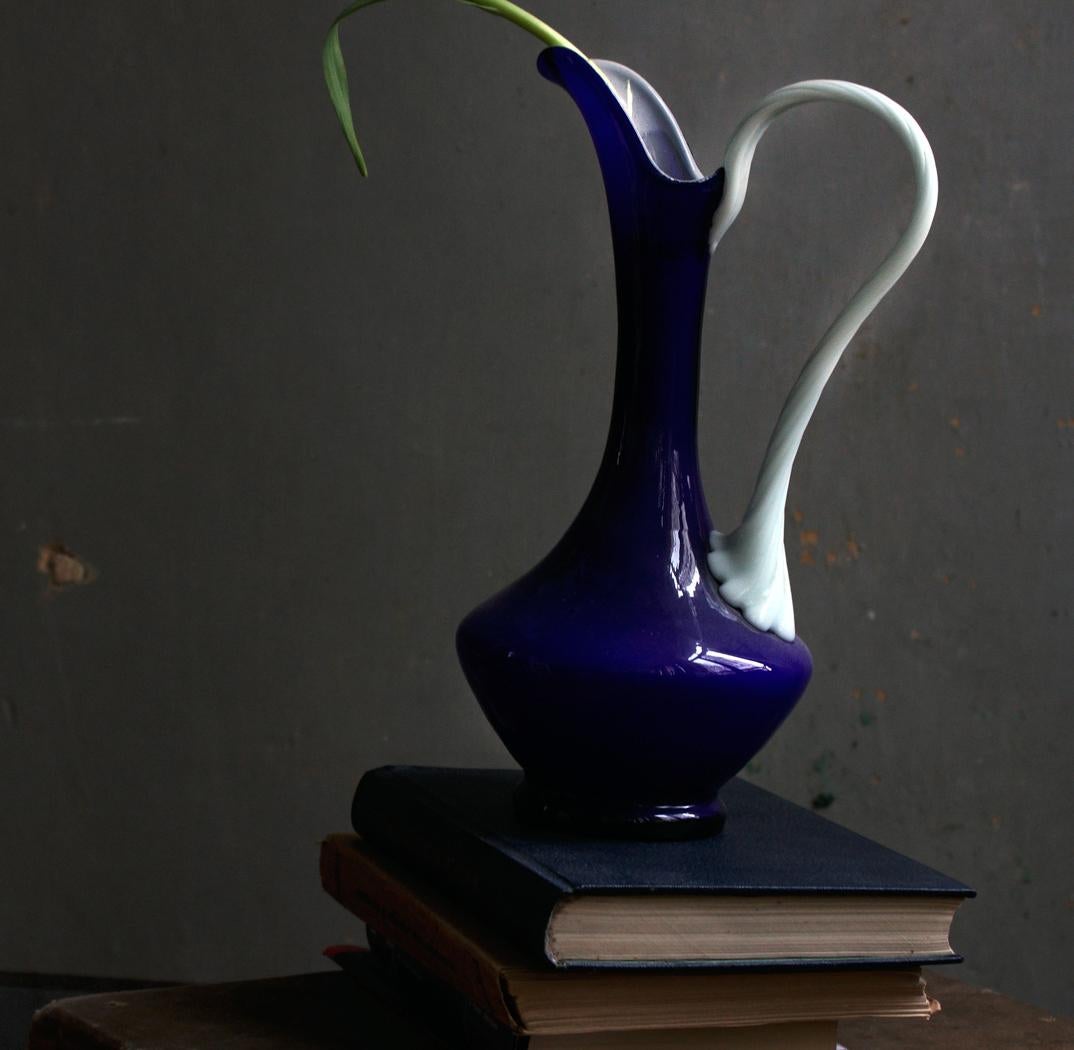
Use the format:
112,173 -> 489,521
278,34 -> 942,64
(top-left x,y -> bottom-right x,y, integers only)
321,767 -> 973,1049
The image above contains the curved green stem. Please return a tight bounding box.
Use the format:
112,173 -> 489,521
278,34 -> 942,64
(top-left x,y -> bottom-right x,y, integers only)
322,0 -> 584,176
457,1 -> 576,49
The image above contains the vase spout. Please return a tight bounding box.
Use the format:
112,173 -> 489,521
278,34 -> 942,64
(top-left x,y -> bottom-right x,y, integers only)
591,60 -> 706,182
538,49 -> 723,216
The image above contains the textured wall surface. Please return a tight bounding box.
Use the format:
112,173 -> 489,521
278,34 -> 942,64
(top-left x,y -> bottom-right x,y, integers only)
2,0 -> 1071,1015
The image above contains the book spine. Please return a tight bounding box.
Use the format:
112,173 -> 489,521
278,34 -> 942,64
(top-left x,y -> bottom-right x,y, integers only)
329,941 -> 529,1050
320,835 -> 525,1032
366,932 -> 530,1050
352,766 -> 569,963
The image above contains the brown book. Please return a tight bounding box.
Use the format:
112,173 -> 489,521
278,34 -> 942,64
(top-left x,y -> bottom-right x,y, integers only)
27,971 -> 447,1050
320,833 -> 938,1036
482,1026 -> 839,1049
24,961 -> 837,1050
27,969 -> 1074,1050
331,941 -> 839,1049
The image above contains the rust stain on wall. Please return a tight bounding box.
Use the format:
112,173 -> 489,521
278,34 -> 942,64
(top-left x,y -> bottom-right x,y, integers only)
37,542 -> 97,591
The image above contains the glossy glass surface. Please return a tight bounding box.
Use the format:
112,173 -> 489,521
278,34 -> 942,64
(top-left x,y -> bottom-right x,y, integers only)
456,49 -> 812,837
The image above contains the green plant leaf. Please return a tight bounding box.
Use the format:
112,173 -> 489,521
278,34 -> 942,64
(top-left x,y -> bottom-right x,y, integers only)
323,0 -> 582,177
323,0 -> 390,176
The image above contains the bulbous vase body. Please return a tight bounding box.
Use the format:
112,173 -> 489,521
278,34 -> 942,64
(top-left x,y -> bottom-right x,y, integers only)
457,49 -> 812,837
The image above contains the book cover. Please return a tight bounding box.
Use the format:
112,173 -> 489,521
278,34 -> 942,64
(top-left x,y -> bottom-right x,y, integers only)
351,765 -> 973,968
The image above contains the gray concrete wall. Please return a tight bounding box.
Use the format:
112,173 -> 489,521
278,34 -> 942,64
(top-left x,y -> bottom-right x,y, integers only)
2,0 -> 1071,1016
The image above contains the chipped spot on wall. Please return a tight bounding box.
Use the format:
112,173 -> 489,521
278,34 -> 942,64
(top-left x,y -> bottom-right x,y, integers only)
37,542 -> 97,591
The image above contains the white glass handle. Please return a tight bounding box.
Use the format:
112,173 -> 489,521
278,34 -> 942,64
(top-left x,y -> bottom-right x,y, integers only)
706,80 -> 938,642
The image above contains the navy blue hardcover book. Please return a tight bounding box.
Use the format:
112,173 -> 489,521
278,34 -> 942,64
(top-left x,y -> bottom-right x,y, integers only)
351,766 -> 974,970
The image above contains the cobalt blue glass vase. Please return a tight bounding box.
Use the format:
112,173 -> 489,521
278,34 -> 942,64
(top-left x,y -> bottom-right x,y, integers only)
456,49 -> 812,838
456,48 -> 938,838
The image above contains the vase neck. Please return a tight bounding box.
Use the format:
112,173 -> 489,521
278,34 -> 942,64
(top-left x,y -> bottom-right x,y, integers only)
539,49 -> 723,479
604,213 -> 716,480
539,50 -> 724,561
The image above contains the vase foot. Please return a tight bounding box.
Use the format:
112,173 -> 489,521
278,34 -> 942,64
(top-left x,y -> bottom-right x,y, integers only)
514,780 -> 726,840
